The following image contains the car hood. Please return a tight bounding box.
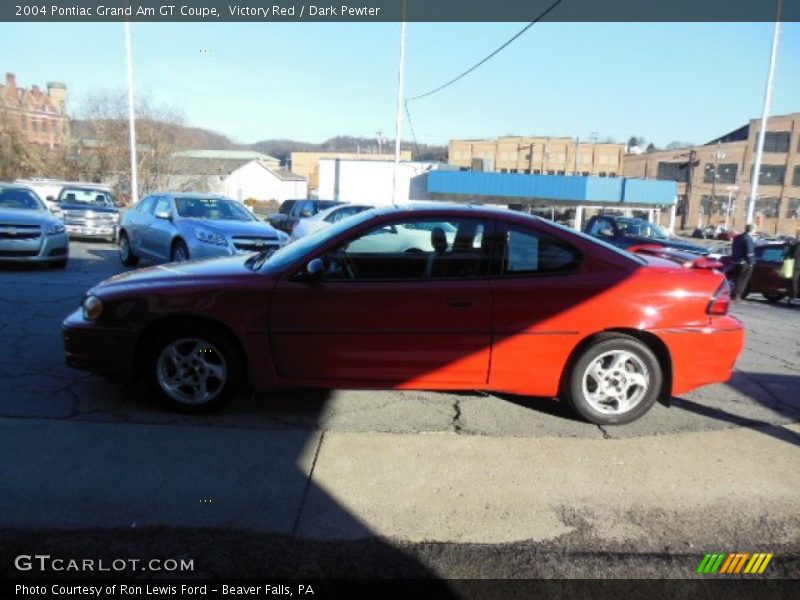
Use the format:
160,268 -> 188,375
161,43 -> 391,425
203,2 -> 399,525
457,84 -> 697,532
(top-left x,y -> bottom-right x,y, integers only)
177,218 -> 281,237
92,255 -> 265,295
59,202 -> 119,214
0,207 -> 60,226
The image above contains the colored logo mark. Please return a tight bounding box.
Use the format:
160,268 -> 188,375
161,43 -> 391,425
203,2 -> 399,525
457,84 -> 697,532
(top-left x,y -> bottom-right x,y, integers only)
696,552 -> 773,574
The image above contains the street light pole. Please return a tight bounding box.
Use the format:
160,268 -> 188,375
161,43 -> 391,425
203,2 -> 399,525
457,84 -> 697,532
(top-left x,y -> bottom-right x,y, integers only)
124,21 -> 139,205
391,1 -> 407,206
748,0 -> 783,225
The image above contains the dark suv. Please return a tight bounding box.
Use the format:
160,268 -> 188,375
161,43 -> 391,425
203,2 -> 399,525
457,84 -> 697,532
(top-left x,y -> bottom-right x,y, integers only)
282,199 -> 343,234
56,185 -> 120,242
584,215 -> 707,254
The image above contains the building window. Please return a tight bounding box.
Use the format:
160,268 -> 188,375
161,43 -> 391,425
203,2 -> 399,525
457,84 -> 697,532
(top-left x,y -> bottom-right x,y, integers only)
557,170 -> 565,175
533,169 -> 541,175
20,115 -> 27,130
793,166 -> 800,186
656,162 -> 688,183
524,153 -> 531,160
751,164 -> 786,186
546,170 -> 555,175
609,172 -> 617,178
582,171 -> 590,177
510,168 -> 518,174
701,195 -> 734,216
598,172 -> 607,177
41,121 -> 48,133
754,197 -> 780,219
755,131 -> 791,153
785,198 -> 800,220
704,163 -> 738,184
523,169 -> 530,174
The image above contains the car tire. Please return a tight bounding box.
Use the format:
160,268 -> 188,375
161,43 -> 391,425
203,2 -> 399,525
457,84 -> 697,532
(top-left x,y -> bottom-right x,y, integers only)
763,292 -> 785,303
143,327 -> 242,412
119,232 -> 139,266
563,334 -> 662,425
171,240 -> 190,262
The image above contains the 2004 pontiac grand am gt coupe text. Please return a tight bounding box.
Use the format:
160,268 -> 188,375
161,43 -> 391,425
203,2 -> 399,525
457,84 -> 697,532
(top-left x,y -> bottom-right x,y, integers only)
62,205 -> 744,425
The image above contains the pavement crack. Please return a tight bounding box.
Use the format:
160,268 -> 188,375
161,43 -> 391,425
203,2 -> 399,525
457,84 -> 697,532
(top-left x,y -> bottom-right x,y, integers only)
291,431 -> 324,538
597,425 -> 611,439
451,399 -> 463,434
735,369 -> 796,413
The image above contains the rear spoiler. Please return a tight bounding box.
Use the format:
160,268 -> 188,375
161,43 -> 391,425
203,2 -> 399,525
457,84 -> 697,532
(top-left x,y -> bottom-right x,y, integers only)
627,244 -> 722,270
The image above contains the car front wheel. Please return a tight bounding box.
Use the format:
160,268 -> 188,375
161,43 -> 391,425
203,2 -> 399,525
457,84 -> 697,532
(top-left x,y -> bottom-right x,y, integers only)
145,329 -> 241,411
119,233 -> 140,266
171,240 -> 190,262
563,335 -> 662,425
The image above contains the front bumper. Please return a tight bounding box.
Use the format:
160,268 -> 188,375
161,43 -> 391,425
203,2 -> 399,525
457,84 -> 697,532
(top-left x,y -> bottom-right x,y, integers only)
65,223 -> 118,240
62,309 -> 137,381
0,232 -> 69,263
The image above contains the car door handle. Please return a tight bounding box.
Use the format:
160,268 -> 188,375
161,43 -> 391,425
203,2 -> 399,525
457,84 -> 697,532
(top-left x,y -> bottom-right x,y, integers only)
447,299 -> 474,309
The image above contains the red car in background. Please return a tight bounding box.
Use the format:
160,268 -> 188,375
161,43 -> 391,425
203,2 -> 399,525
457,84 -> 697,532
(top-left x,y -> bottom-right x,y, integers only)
63,205 -> 744,425
721,242 -> 792,303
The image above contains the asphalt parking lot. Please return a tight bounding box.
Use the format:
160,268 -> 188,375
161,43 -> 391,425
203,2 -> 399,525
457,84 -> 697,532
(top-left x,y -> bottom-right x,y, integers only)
0,240 -> 798,579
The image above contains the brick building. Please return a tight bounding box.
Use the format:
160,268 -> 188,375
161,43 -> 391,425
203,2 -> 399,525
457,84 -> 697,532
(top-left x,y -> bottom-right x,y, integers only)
0,72 -> 69,148
624,113 -> 800,236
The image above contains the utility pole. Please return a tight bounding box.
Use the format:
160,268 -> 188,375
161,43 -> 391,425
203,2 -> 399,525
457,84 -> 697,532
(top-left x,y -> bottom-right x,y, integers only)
748,0 -> 783,225
391,2 -> 407,206
375,130 -> 384,155
124,21 -> 138,205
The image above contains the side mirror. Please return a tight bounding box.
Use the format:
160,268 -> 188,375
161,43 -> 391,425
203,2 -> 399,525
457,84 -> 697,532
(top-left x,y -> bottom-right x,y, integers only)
304,258 -> 324,282
154,210 -> 171,220
47,195 -> 56,203
301,209 -> 313,218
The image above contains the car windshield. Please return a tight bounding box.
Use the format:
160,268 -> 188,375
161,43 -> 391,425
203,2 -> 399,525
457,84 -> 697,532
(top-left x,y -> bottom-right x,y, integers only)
59,188 -> 115,206
246,209 -> 378,271
617,218 -> 669,240
0,187 -> 45,210
175,197 -> 255,221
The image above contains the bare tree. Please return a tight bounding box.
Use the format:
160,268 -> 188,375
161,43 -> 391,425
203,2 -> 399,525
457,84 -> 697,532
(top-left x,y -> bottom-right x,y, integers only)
76,91 -> 187,203
0,107 -> 48,180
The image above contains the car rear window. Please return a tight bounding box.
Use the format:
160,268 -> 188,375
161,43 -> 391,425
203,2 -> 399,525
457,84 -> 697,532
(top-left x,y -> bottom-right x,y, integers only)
59,188 -> 114,206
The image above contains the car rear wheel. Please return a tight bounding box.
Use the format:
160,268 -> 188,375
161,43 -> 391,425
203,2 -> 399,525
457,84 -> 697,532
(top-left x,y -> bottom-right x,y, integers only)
119,233 -> 139,266
171,240 -> 189,262
563,335 -> 662,425
144,329 -> 241,412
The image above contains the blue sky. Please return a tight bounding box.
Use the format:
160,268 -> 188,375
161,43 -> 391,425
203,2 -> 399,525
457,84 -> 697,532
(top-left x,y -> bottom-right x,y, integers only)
1,21 -> 798,147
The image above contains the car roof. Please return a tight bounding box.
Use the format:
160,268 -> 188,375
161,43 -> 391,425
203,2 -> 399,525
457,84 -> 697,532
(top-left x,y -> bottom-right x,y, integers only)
369,202 -> 540,220
152,192 -> 233,200
0,182 -> 36,191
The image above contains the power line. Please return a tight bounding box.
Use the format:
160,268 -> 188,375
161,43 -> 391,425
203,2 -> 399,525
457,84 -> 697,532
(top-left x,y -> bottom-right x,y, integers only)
404,100 -> 421,157
406,0 -> 565,102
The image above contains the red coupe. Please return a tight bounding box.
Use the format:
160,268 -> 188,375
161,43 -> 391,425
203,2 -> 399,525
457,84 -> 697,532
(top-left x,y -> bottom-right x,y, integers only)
63,205 -> 744,425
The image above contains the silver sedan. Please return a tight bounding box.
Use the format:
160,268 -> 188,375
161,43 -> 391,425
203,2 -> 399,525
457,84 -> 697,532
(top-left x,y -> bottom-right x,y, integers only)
0,183 -> 69,268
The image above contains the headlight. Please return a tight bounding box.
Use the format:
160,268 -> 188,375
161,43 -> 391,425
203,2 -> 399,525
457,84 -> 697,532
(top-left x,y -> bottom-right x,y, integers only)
194,228 -> 228,246
82,295 -> 103,321
46,222 -> 66,235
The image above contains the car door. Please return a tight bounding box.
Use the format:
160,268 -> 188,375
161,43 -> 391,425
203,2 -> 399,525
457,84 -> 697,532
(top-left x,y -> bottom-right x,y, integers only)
147,196 -> 176,261
126,196 -> 156,256
488,221 -> 603,396
268,215 -> 494,385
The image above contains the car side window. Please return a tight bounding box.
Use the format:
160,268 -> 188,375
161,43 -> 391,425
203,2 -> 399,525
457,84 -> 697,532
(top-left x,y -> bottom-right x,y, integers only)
137,196 -> 157,214
760,246 -> 785,262
589,218 -> 613,237
322,218 -> 491,281
502,226 -> 581,275
153,197 -> 171,215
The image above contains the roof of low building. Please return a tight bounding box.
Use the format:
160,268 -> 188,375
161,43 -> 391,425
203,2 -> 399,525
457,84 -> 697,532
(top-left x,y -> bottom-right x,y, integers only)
176,149 -> 280,162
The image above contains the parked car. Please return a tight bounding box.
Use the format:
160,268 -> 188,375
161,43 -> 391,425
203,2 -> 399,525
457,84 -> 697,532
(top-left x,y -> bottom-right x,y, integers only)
585,215 -> 708,254
118,193 -> 289,266
0,183 -> 69,268
285,199 -> 343,235
626,243 -> 724,270
269,199 -> 298,233
720,242 -> 792,303
56,185 -> 120,243
64,205 -> 744,426
289,204 -> 373,242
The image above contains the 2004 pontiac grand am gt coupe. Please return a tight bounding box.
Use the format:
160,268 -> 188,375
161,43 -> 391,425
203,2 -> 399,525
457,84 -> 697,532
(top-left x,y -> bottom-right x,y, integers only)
63,205 -> 744,425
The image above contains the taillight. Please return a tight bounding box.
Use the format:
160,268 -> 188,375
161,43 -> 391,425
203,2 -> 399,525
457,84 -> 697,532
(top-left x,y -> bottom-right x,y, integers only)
707,279 -> 731,315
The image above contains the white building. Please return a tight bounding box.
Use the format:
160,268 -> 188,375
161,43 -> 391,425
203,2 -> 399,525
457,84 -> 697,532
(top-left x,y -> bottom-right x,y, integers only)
210,160 -> 308,203
318,159 -> 444,206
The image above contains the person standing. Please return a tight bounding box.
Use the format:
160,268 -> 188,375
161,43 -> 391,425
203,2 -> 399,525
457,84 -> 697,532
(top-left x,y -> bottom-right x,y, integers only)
788,227 -> 800,306
730,223 -> 757,300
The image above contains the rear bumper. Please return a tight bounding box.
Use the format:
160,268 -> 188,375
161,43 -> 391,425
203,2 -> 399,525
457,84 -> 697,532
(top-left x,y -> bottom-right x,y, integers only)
657,316 -> 745,396
62,309 -> 137,380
